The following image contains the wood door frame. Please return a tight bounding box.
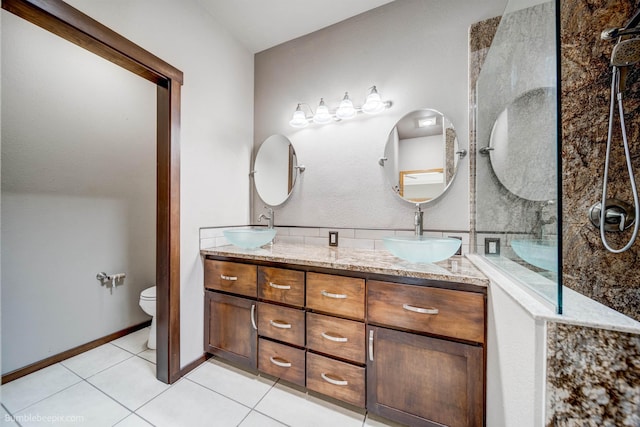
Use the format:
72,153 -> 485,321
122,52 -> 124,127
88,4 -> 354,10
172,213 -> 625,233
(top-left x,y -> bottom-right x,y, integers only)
2,0 -> 183,383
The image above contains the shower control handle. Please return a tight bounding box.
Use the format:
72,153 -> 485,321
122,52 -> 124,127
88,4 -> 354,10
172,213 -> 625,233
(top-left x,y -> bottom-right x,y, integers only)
606,210 -> 626,231
589,198 -> 636,232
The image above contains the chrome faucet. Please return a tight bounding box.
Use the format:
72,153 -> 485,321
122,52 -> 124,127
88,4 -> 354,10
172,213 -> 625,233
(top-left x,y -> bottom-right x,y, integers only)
258,207 -> 274,229
532,200 -> 557,239
414,203 -> 424,236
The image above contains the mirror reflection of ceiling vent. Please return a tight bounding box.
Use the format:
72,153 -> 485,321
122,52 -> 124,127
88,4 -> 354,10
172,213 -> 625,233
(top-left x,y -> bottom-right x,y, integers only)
417,116 -> 437,128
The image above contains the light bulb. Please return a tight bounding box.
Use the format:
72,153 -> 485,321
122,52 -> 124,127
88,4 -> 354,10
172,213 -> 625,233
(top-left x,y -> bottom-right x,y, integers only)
313,98 -> 332,124
362,86 -> 386,114
289,104 -> 308,128
335,92 -> 356,120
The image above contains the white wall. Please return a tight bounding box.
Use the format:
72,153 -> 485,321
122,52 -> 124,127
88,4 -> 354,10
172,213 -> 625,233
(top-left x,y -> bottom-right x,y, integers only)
1,11 -> 157,373
399,135 -> 444,171
253,0 -> 506,230
5,0 -> 254,370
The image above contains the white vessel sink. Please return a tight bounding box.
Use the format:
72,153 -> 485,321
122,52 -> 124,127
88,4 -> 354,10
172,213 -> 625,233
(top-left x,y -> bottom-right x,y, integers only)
224,227 -> 276,249
510,238 -> 558,273
383,236 -> 461,263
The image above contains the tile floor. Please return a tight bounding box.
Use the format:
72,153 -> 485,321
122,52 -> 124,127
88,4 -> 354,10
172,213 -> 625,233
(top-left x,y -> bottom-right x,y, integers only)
1,328 -> 401,426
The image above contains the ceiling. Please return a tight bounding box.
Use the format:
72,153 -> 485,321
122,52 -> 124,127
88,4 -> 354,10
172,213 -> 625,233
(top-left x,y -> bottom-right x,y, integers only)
195,0 -> 395,53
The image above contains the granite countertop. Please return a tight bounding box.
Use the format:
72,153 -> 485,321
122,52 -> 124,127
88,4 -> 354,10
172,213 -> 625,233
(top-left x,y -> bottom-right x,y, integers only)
201,243 -> 489,287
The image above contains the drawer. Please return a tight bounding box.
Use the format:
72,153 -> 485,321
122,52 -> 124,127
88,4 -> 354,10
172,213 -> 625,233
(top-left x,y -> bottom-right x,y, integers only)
367,280 -> 485,343
258,338 -> 305,387
306,352 -> 365,407
258,267 -> 305,307
204,260 -> 257,298
306,313 -> 365,364
306,273 -> 365,320
258,302 -> 305,347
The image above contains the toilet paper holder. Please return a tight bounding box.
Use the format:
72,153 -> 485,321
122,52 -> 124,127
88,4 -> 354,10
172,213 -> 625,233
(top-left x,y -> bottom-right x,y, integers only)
96,272 -> 126,292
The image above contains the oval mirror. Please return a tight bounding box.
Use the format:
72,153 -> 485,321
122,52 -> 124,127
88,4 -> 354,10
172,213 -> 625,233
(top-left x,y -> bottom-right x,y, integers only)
383,109 -> 461,204
488,87 -> 556,201
253,134 -> 299,206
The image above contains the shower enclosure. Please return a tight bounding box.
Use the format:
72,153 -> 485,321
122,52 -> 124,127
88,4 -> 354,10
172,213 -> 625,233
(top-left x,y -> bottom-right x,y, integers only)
473,0 -> 561,312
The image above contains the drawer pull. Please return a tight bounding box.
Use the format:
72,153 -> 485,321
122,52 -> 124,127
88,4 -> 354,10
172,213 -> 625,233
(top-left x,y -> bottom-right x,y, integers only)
321,372 -> 348,386
321,332 -> 348,343
369,329 -> 375,361
269,319 -> 292,329
402,303 -> 439,315
220,274 -> 238,281
250,304 -> 257,330
269,356 -> 292,368
269,282 -> 291,290
321,290 -> 347,299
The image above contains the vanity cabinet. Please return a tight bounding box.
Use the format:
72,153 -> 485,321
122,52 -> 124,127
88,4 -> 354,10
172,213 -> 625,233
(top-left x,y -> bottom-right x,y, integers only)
204,255 -> 487,425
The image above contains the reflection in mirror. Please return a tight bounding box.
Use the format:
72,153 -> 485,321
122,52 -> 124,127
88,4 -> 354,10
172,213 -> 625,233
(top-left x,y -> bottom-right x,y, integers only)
254,134 -> 299,206
383,109 -> 460,203
488,87 -> 556,201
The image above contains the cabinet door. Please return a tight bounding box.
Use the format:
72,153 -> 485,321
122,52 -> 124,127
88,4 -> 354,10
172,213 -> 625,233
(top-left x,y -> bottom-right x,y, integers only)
205,292 -> 257,369
367,326 -> 483,427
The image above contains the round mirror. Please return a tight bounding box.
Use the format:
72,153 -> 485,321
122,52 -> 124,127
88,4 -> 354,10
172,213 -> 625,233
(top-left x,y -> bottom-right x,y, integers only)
488,87 -> 556,201
383,109 -> 461,204
254,134 -> 299,206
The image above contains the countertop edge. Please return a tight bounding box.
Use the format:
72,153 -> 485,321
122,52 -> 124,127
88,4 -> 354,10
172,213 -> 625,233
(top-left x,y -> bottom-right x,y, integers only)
200,244 -> 489,288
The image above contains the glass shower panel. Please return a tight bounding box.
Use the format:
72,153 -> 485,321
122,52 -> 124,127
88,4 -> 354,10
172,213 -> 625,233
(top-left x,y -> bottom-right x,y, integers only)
474,0 -> 561,312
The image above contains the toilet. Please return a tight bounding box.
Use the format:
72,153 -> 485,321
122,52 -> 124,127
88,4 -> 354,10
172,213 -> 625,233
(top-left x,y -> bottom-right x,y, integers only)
139,286 -> 157,349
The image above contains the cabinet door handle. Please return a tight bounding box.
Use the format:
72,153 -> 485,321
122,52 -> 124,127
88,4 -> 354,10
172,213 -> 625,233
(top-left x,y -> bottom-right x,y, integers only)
321,290 -> 347,299
269,319 -> 292,329
321,332 -> 348,343
368,329 -> 374,361
402,303 -> 439,315
220,274 -> 238,281
321,372 -> 348,386
250,304 -> 257,330
269,282 -> 291,290
269,356 -> 292,368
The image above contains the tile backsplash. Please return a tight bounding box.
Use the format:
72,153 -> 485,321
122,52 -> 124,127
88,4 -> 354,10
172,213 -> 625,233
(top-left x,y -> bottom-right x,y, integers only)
200,225 -> 470,255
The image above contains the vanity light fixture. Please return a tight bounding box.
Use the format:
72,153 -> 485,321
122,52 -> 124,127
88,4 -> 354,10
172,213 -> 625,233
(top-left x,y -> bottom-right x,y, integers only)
289,104 -> 309,128
313,98 -> 333,124
288,85 -> 391,127
362,86 -> 386,114
335,92 -> 356,120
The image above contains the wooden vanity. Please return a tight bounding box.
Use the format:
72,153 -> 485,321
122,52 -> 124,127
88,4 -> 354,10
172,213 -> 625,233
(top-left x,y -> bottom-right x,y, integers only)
202,244 -> 488,427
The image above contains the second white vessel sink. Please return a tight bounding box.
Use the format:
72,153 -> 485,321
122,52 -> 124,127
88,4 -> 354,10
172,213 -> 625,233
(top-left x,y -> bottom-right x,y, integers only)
383,236 -> 461,263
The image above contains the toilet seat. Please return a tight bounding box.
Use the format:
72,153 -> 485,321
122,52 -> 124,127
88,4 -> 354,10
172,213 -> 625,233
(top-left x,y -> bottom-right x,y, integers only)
140,286 -> 156,300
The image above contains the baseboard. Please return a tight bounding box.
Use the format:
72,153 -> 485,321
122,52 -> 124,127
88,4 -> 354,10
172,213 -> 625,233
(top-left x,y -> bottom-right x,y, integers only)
179,353 -> 210,377
1,320 -> 152,384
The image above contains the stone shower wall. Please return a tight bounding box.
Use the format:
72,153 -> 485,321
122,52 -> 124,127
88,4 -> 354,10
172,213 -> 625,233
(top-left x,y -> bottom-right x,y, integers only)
561,0 -> 640,322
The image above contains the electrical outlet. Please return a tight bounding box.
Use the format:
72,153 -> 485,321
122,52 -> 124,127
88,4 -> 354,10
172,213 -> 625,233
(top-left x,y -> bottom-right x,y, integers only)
448,236 -> 463,255
484,238 -> 500,255
329,231 -> 339,247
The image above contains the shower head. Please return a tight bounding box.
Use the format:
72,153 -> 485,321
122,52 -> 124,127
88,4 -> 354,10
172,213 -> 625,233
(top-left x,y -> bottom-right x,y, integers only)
611,38 -> 640,66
